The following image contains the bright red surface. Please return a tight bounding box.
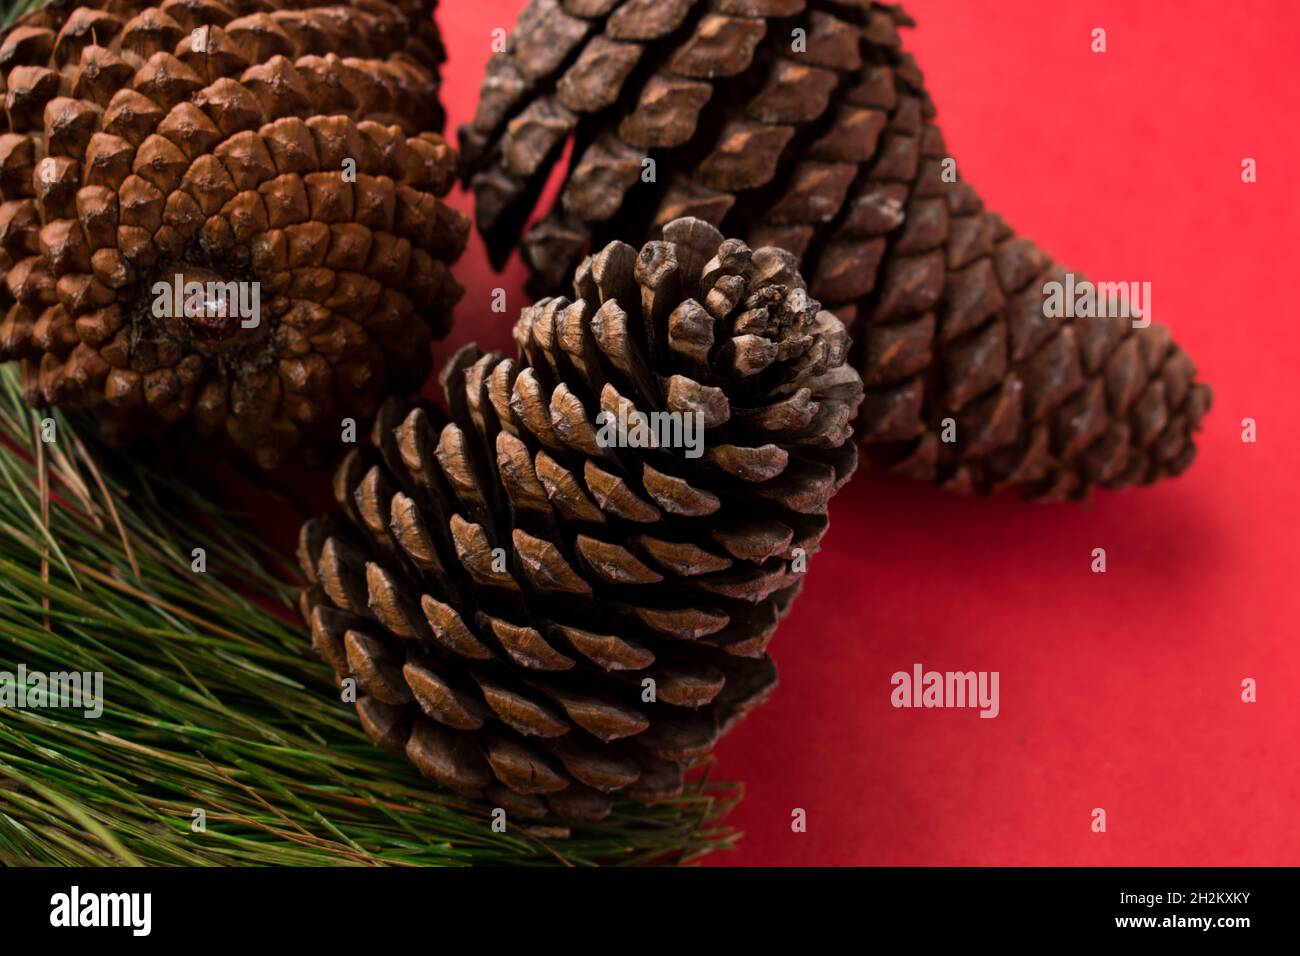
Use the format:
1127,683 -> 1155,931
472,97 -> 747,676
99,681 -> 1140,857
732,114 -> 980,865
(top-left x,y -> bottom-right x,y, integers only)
432,0 -> 1300,865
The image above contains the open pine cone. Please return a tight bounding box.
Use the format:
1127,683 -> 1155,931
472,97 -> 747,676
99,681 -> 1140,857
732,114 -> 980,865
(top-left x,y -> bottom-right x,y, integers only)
0,0 -> 468,468
297,217 -> 863,820
460,0 -> 1211,500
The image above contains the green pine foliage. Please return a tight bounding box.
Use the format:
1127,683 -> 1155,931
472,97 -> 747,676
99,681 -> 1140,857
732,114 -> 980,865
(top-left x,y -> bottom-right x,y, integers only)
0,0 -> 40,23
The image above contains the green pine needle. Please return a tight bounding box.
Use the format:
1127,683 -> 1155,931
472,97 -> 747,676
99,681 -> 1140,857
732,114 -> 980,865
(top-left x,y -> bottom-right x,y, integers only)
0,369 -> 741,867
0,0 -> 43,27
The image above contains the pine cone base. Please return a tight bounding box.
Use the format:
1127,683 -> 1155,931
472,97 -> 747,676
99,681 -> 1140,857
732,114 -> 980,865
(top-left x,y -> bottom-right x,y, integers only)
0,0 -> 467,468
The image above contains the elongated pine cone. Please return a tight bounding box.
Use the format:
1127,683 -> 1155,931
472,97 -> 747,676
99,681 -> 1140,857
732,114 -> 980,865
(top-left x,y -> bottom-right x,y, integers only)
297,217 -> 863,820
460,0 -> 1212,501
0,0 -> 468,467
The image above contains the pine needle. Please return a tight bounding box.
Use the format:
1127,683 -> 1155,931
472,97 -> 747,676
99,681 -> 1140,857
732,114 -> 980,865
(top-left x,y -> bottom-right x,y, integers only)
0,0 -> 43,28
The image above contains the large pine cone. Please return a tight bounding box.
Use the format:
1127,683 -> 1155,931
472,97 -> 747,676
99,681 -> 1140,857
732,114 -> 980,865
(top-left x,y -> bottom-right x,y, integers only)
460,0 -> 1211,501
297,218 -> 863,820
0,0 -> 468,468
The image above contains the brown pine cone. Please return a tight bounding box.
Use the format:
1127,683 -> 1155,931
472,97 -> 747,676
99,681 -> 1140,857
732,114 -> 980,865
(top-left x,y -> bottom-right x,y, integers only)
460,0 -> 1211,500
0,0 -> 468,468
297,217 -> 863,820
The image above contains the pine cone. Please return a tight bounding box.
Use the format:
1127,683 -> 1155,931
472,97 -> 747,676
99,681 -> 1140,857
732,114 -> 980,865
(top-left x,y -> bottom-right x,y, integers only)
0,0 -> 468,468
460,0 -> 1212,501
297,217 -> 863,820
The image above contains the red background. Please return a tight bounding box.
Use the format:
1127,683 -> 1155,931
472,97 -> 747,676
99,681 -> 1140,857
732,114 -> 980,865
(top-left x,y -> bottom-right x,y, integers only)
430,0 -> 1300,865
